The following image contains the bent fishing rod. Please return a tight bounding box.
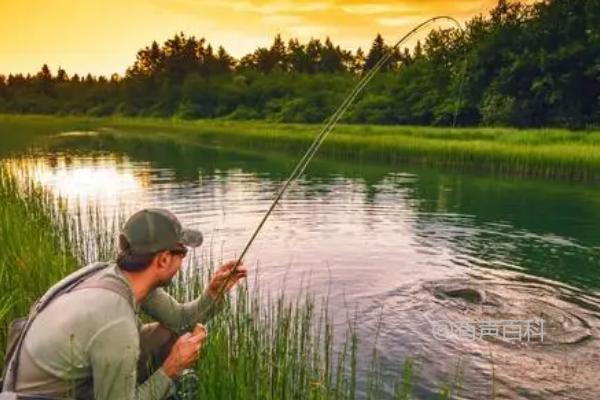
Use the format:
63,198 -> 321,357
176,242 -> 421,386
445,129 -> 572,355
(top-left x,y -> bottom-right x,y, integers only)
215,16 -> 464,295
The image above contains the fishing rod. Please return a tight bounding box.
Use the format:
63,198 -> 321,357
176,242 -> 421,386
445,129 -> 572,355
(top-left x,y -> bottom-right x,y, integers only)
215,15 -> 465,294
173,18 -> 467,397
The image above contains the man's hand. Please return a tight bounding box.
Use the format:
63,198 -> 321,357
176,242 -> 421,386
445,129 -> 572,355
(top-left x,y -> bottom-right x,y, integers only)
192,323 -> 207,338
161,324 -> 207,379
207,260 -> 248,300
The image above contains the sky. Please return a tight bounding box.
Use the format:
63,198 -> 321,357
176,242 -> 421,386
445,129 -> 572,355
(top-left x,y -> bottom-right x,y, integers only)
1,0 -> 509,77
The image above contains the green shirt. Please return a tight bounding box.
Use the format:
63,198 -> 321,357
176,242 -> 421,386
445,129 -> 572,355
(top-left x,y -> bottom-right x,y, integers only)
15,264 -> 220,399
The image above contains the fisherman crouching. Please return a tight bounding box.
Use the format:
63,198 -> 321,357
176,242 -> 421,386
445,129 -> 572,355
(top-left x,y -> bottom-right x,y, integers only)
1,208 -> 247,399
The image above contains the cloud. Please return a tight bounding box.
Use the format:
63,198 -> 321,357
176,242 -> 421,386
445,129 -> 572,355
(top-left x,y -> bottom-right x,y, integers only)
262,14 -> 305,26
153,0 -> 331,15
230,1 -> 331,14
340,3 -> 421,15
287,25 -> 332,38
145,0 -> 509,55
377,16 -> 427,27
152,0 -> 500,18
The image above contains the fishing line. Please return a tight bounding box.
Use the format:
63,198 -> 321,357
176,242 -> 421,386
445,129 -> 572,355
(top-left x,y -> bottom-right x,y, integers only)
214,15 -> 465,293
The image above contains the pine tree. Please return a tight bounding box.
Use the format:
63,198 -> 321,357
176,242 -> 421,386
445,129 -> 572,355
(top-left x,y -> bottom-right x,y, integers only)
352,47 -> 366,75
56,67 -> 68,82
321,37 -> 344,73
37,64 -> 52,81
305,39 -> 323,73
216,46 -> 235,74
269,34 -> 288,71
414,40 -> 424,59
364,34 -> 391,72
287,38 -> 308,73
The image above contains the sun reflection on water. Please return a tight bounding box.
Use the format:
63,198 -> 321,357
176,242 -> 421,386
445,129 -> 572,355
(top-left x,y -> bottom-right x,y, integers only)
5,154 -> 144,205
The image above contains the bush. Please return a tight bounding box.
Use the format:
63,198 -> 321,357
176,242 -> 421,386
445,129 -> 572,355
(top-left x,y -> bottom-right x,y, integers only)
226,105 -> 263,120
480,92 -> 517,126
348,94 -> 395,124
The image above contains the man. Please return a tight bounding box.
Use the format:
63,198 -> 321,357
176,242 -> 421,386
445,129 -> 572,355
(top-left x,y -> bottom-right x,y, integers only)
8,208 -> 246,399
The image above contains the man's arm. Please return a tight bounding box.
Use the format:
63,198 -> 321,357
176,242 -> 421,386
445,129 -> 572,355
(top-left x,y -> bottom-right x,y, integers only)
141,260 -> 247,334
88,318 -> 174,400
141,288 -> 221,335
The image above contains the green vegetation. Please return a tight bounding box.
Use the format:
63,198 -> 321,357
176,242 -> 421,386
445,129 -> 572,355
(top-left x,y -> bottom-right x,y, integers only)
2,114 -> 599,182
0,0 -> 598,128
1,166 -> 438,398
0,167 -> 77,364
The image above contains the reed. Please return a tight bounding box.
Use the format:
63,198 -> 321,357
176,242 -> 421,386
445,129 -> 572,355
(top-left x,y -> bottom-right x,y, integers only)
0,166 -> 77,363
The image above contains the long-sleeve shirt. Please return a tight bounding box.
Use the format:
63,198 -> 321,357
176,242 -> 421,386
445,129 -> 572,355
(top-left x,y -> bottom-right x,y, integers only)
15,263 -> 221,399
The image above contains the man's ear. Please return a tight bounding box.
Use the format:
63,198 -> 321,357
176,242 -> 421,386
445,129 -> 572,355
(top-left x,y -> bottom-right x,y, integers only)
154,250 -> 171,270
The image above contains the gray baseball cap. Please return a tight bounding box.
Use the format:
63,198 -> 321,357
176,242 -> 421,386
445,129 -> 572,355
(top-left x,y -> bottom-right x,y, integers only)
120,208 -> 203,254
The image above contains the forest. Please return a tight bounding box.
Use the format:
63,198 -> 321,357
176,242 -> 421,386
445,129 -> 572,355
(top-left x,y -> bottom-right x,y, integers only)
0,0 -> 598,128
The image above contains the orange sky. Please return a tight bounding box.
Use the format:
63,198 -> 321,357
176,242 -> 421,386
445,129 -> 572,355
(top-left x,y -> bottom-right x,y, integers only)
1,0 -> 510,77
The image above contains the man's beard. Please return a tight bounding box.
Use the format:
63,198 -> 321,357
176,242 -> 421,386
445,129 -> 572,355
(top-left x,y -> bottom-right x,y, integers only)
157,273 -> 176,287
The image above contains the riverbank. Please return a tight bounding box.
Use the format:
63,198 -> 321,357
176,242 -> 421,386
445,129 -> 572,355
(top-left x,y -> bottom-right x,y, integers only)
1,114 -> 599,183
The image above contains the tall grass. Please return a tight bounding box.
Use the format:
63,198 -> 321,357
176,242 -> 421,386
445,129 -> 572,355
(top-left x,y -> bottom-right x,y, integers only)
0,166 -> 430,399
0,167 -> 78,363
1,114 -> 599,182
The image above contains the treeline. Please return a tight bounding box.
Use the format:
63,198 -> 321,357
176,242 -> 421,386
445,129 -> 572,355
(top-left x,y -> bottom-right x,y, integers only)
0,0 -> 598,128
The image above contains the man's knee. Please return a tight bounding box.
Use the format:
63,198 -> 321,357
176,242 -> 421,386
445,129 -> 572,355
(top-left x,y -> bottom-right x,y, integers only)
138,323 -> 178,383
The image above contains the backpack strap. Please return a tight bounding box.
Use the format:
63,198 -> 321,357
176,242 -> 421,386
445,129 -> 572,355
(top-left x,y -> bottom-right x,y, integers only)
73,274 -> 134,308
32,262 -> 111,314
2,262 -> 124,393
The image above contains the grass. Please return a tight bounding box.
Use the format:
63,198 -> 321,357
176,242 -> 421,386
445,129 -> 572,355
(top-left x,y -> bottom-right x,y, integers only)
1,114 -> 599,182
0,165 -> 451,399
0,167 -> 77,365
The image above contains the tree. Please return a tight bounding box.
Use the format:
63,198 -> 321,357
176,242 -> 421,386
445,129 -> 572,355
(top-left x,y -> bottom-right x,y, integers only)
35,64 -> 54,97
240,35 -> 289,73
305,39 -> 323,73
352,48 -> 365,74
215,46 -> 235,74
37,64 -> 52,81
162,33 -> 200,83
56,67 -> 68,82
269,34 -> 287,72
287,38 -> 308,73
363,34 -> 404,72
127,40 -> 163,77
414,40 -> 424,59
0,75 -> 6,98
252,47 -> 273,73
364,34 -> 390,72
398,47 -> 412,66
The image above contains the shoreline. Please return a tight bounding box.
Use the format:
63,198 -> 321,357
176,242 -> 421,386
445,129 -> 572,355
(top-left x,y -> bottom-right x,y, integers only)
2,114 -> 599,183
